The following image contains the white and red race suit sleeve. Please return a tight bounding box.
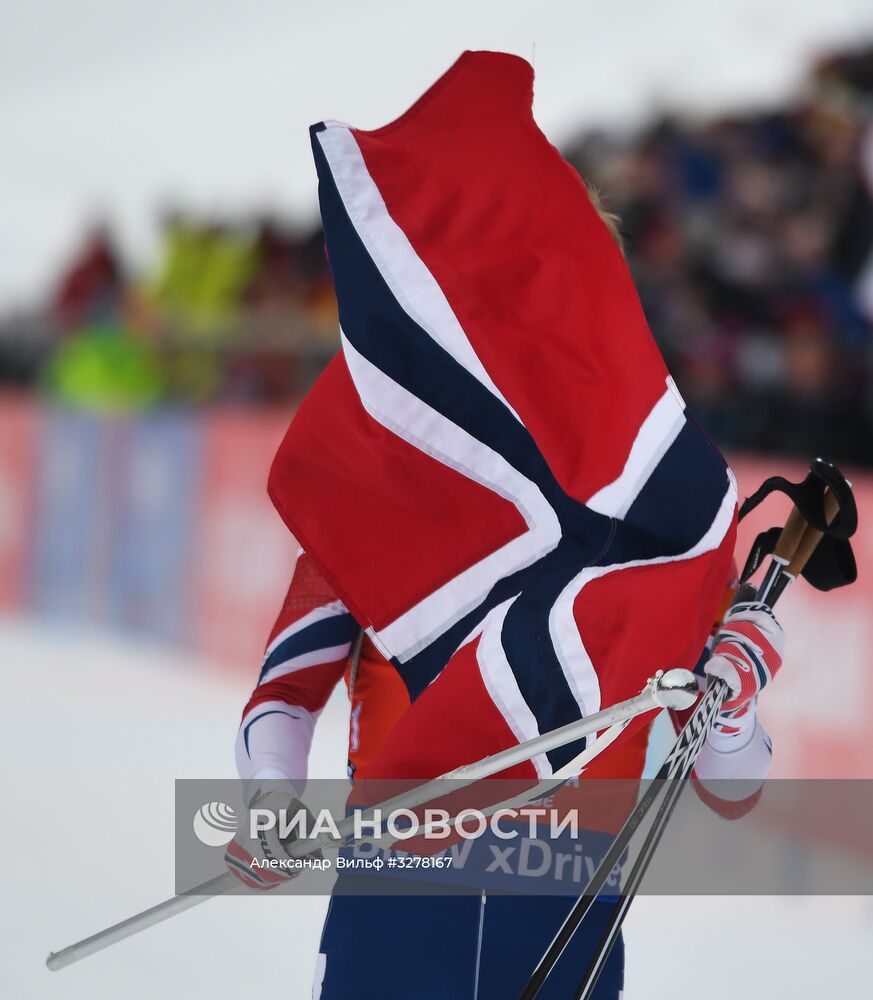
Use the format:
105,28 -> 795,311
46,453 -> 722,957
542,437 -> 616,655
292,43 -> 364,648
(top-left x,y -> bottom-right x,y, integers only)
234,548 -> 361,790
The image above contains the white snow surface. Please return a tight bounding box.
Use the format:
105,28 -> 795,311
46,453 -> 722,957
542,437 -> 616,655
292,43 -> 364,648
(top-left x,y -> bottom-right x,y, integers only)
1,616 -> 870,998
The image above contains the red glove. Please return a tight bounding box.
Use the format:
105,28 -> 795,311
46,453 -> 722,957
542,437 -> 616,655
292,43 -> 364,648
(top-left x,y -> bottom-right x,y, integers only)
704,601 -> 784,718
225,788 -> 314,891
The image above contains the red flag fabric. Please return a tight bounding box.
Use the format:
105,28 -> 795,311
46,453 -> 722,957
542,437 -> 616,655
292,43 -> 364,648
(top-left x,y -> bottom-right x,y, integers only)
268,51 -> 737,779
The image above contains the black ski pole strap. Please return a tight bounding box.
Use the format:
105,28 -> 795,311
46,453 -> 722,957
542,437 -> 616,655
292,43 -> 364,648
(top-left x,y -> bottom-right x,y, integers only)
738,456 -> 857,537
737,457 -> 858,592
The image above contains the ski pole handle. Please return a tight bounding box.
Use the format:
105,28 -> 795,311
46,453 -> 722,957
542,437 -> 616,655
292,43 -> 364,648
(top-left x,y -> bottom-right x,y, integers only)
773,506 -> 809,562
757,507 -> 806,603
758,488 -> 839,606
786,489 -> 840,578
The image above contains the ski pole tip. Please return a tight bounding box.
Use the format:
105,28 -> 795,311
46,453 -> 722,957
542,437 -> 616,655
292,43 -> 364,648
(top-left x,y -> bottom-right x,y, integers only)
46,950 -> 69,972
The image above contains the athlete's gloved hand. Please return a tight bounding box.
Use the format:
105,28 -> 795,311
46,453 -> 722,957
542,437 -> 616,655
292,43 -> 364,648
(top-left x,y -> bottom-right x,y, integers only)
225,786 -> 319,890
703,601 -> 784,715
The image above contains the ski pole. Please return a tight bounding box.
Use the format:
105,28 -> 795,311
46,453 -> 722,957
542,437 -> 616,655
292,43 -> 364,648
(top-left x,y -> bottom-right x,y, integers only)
46,669 -> 696,971
570,489 -> 846,1000
519,483 -> 850,1000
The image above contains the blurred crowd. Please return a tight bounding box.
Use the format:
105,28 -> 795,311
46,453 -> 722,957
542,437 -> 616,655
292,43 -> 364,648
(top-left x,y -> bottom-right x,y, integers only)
1,45 -> 872,465
568,46 -> 873,466
0,213 -> 340,408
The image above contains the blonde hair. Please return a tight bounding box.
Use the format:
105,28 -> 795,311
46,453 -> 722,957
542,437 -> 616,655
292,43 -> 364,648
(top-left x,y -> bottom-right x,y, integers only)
585,182 -> 625,257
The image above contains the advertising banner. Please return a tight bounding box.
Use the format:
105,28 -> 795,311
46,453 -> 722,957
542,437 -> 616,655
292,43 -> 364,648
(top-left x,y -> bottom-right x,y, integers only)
0,395 -> 37,611
107,411 -> 202,642
29,407 -> 121,621
188,407 -> 299,669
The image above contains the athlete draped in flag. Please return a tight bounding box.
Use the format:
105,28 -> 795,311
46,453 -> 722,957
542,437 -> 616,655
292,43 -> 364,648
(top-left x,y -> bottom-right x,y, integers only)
226,52 -> 785,998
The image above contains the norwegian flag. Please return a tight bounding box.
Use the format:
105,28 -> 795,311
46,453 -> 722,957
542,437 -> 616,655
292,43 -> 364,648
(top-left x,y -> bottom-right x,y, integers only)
268,51 -> 737,781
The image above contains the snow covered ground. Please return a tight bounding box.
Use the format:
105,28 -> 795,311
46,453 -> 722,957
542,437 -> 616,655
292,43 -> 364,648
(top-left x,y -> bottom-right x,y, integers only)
2,616 -> 870,998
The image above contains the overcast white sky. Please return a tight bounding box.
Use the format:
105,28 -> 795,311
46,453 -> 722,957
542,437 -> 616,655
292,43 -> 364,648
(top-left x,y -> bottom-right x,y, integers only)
3,0 -> 873,309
